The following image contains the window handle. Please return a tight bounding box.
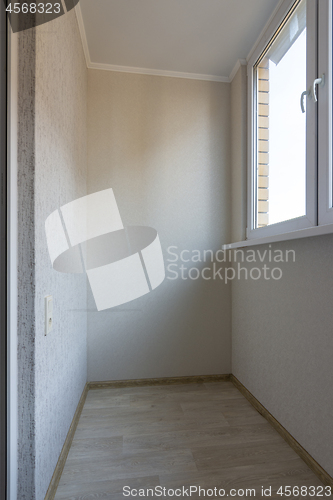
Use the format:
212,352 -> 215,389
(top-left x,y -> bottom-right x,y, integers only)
312,74 -> 325,103
300,89 -> 310,113
300,75 -> 325,113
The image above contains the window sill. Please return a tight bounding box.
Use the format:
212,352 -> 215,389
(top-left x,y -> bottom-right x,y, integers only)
223,223 -> 333,249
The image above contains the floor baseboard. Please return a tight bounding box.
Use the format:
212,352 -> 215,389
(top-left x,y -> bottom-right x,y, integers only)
44,383 -> 89,500
230,375 -> 333,487
88,373 -> 231,389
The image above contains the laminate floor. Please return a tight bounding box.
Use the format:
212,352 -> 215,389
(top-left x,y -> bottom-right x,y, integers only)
54,381 -> 327,500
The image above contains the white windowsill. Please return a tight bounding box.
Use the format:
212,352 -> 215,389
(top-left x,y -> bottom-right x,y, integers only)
223,223 -> 333,249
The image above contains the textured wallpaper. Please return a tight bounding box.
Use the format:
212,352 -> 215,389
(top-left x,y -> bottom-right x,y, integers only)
232,235 -> 333,478
34,10 -> 88,499
87,70 -> 232,382
17,26 -> 36,500
18,9 -> 88,500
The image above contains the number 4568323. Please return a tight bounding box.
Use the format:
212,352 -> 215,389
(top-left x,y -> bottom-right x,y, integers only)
6,3 -> 61,14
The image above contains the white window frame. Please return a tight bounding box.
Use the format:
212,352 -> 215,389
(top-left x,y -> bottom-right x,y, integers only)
318,0 -> 333,225
246,0 -> 328,241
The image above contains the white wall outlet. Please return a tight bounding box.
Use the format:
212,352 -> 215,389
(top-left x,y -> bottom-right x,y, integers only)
45,295 -> 53,336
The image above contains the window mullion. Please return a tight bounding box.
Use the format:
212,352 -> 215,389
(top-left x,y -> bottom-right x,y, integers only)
318,0 -> 333,225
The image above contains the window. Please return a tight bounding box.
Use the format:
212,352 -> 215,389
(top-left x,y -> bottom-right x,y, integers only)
247,0 -> 332,240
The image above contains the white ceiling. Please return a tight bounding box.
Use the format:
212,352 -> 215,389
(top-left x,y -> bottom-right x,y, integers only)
78,0 -> 280,80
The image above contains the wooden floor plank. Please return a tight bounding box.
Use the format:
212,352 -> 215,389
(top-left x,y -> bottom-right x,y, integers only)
60,449 -> 197,483
192,440 -> 304,471
122,423 -> 283,453
67,436 -> 123,461
55,475 -> 160,500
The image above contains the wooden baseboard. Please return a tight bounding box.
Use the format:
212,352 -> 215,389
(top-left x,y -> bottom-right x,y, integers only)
44,383 -> 89,500
88,373 -> 231,389
230,375 -> 333,487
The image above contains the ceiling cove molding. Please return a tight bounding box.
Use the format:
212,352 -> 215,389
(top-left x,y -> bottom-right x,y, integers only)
229,59 -> 247,82
88,61 -> 230,82
75,3 -> 91,67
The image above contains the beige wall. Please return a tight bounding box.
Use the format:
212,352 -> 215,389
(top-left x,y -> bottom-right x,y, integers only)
231,67 -> 333,478
87,69 -> 232,381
